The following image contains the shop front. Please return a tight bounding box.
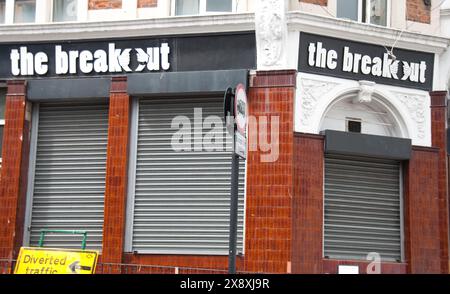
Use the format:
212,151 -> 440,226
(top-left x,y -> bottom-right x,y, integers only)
293,31 -> 449,274
1,8 -> 449,274
0,32 -> 261,272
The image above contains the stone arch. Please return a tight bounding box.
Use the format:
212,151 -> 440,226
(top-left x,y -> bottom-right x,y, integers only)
314,84 -> 412,140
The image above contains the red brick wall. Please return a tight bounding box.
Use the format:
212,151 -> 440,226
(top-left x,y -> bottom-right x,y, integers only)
292,133 -> 324,274
138,0 -> 157,8
101,77 -> 130,271
322,259 -> 408,274
299,0 -> 328,6
88,0 -> 157,9
244,70 -> 295,273
407,0 -> 431,24
1,71 -> 448,274
0,81 -> 30,265
404,147 -> 441,273
430,91 -> 449,273
292,133 -> 408,274
89,0 -> 122,10
291,136 -> 445,273
97,70 -> 296,274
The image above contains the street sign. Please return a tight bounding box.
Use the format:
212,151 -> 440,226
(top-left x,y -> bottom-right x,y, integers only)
234,84 -> 248,159
14,247 -> 98,274
234,84 -> 248,135
223,87 -> 234,135
235,132 -> 247,159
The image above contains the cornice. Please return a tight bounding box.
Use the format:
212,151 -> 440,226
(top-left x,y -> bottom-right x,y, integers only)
0,13 -> 256,43
288,11 -> 450,54
0,11 -> 448,55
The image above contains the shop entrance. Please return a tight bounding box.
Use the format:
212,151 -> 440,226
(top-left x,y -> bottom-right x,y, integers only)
126,96 -> 246,255
323,154 -> 402,262
24,102 -> 109,250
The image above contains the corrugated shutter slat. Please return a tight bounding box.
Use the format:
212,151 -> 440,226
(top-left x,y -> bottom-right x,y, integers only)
29,103 -> 108,250
324,154 -> 402,262
132,97 -> 245,255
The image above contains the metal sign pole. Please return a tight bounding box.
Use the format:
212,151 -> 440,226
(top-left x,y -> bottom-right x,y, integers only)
228,151 -> 240,274
224,84 -> 247,275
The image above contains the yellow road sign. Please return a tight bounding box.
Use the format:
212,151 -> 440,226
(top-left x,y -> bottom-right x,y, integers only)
14,247 -> 98,274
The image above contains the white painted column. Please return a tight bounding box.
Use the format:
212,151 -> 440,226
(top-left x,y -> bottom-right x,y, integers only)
4,0 -> 14,24
35,0 -> 51,23
78,0 -> 89,22
439,2 -> 450,91
123,0 -> 138,19
391,0 -> 407,30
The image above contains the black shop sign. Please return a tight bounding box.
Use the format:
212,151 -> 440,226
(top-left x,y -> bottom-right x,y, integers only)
299,32 -> 434,91
0,33 -> 256,79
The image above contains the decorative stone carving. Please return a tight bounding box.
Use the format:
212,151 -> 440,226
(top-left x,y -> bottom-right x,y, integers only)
354,80 -> 376,104
255,0 -> 288,69
396,92 -> 427,139
300,78 -> 339,126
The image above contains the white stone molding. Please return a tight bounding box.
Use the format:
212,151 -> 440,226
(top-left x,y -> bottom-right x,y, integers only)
394,92 -> 427,140
0,13 -> 256,42
295,73 -> 432,147
287,12 -> 450,55
255,0 -> 288,70
354,80 -> 376,104
298,76 -> 339,126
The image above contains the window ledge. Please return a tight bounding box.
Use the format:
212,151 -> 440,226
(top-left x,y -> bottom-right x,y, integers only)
0,13 -> 255,43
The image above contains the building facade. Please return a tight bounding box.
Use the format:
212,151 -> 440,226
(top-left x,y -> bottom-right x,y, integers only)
0,0 -> 449,274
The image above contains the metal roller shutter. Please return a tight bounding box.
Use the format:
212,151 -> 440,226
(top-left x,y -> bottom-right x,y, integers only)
132,96 -> 245,254
28,102 -> 109,250
324,154 -> 402,262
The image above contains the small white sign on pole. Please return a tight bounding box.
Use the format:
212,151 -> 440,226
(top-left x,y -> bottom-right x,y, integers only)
234,84 -> 248,159
235,132 -> 247,159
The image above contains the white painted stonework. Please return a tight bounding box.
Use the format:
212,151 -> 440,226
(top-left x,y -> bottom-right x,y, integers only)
255,0 -> 289,70
355,81 -> 376,104
297,77 -> 339,127
440,4 -> 450,90
296,73 -> 432,147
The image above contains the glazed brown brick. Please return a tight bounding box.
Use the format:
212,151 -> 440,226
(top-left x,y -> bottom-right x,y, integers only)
138,0 -> 157,8
89,0 -> 122,10
0,81 -> 30,266
1,69 -> 448,275
101,77 -> 130,272
243,70 -> 295,273
322,259 -> 407,274
95,70 -> 296,274
300,0 -> 328,6
291,133 -> 408,274
404,147 -> 441,273
430,91 -> 449,273
407,0 -> 431,24
292,133 -> 324,274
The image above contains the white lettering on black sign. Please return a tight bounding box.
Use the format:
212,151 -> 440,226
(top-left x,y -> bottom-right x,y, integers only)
9,43 -> 171,76
0,34 -> 257,79
298,33 -> 434,91
307,42 -> 427,83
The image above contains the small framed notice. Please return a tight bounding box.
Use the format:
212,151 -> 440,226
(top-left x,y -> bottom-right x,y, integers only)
338,265 -> 359,275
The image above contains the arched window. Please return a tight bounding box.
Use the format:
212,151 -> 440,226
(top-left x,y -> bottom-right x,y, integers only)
320,91 -> 405,138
